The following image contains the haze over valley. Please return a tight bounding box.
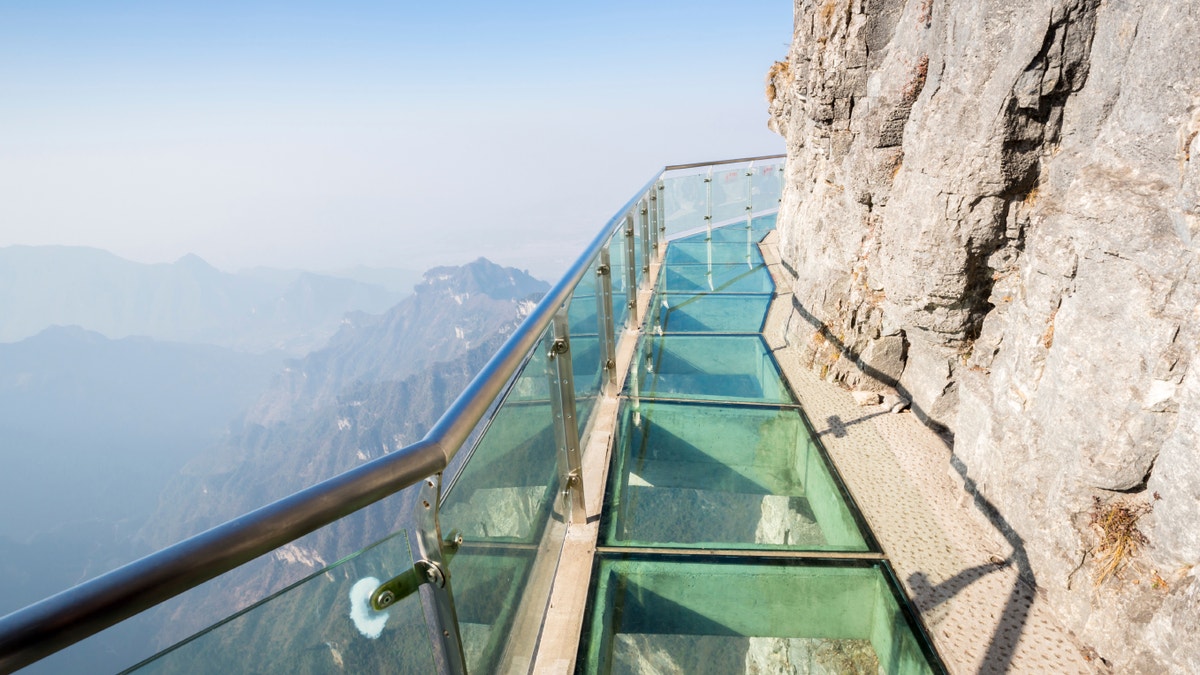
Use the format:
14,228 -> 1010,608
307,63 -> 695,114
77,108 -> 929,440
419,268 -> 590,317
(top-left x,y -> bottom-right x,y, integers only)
0,246 -> 545,673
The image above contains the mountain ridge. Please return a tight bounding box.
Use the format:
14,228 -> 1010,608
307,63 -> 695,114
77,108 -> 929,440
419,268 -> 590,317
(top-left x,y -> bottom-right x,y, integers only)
0,245 -> 407,355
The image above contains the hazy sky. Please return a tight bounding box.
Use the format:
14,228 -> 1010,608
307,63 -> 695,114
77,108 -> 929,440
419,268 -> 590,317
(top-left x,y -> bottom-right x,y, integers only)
0,1 -> 791,279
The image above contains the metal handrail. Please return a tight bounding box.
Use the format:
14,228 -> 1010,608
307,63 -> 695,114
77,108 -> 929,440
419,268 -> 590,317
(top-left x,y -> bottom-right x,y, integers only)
663,153 -> 785,171
0,167 -> 667,674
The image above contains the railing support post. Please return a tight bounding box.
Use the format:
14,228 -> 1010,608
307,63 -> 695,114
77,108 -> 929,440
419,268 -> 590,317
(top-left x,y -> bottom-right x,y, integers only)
639,198 -> 651,278
746,162 -> 755,263
595,248 -> 617,389
414,475 -> 467,675
656,181 -> 666,248
547,308 -> 586,524
746,161 -> 755,228
648,190 -> 659,257
704,167 -> 713,241
623,214 -> 638,326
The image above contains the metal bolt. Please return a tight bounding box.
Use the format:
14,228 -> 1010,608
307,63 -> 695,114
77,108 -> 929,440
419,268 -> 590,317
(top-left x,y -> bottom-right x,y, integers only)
550,338 -> 569,356
377,590 -> 395,608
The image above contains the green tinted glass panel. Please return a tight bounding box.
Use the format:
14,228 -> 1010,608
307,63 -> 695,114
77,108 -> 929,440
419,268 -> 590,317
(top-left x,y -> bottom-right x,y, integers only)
664,241 -> 763,266
662,173 -> 707,237
648,293 -> 772,334
571,333 -> 602,435
711,167 -> 750,223
631,209 -> 646,291
695,215 -> 777,245
570,261 -> 600,334
568,258 -> 604,436
449,545 -> 539,673
128,531 -> 433,674
607,231 -> 631,338
751,163 -> 784,211
661,264 -> 774,294
626,335 -> 792,404
580,556 -> 938,675
440,328 -> 569,672
603,401 -> 868,551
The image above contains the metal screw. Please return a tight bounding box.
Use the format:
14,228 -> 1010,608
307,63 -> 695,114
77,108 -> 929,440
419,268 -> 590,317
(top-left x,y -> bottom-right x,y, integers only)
377,590 -> 395,608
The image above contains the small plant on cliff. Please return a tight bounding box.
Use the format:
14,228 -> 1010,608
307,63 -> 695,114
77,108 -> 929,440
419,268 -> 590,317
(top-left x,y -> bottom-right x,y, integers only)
765,60 -> 791,104
1089,497 -> 1152,587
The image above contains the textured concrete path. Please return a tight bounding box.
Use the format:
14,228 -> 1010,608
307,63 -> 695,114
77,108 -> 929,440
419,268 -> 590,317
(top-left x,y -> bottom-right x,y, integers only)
759,233 -> 1102,675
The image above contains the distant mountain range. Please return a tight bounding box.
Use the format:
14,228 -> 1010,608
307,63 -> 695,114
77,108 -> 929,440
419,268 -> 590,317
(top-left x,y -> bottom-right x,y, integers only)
146,257 -> 547,546
0,246 -> 418,355
1,255 -> 547,673
137,257 -> 547,652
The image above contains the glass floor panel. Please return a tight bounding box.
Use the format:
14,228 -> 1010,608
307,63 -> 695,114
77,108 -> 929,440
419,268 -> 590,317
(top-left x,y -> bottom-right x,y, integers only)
579,556 -> 939,675
626,335 -> 793,404
602,401 -> 870,551
648,293 -> 772,334
664,241 -> 764,266
673,216 -> 778,245
660,263 -> 774,294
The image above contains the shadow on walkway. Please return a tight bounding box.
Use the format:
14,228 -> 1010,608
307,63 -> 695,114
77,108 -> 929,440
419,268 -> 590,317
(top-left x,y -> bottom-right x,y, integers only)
787,293 -> 1040,674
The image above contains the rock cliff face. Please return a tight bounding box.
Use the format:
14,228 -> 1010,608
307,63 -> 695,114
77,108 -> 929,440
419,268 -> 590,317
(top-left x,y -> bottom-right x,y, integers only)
767,0 -> 1199,671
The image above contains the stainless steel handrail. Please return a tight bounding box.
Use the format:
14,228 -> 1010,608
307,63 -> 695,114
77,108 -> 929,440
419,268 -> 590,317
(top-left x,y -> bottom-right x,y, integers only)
0,167 -> 667,674
663,153 -> 785,171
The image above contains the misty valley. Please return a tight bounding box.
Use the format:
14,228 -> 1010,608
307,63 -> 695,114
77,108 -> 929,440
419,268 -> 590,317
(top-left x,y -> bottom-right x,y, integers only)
0,247 -> 546,673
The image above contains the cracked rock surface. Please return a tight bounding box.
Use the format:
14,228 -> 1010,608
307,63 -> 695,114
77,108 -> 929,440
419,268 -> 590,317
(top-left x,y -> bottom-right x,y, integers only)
768,0 -> 1200,671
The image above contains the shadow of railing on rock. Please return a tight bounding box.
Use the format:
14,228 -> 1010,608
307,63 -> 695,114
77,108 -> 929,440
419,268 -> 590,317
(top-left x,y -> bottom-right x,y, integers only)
783,293 -> 1038,674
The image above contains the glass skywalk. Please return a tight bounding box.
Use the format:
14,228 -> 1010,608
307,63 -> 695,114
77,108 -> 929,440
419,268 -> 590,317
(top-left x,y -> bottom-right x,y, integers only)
584,218 -> 941,674
603,401 -> 869,551
580,556 -> 935,675
0,157 -> 945,675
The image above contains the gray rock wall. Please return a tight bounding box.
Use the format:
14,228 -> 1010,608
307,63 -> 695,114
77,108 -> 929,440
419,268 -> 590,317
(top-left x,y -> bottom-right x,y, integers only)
768,0 -> 1200,671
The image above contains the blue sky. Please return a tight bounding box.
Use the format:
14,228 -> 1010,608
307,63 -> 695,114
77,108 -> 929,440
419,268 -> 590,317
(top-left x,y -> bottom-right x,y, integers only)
0,1 -> 791,279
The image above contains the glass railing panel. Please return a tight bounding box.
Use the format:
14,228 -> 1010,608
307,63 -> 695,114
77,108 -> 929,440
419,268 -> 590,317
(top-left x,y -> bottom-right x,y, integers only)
127,530 -> 434,674
711,166 -> 749,224
661,264 -> 774,295
751,163 -> 784,212
664,240 -> 764,266
607,230 -> 630,339
649,293 -> 772,335
439,326 -> 568,673
567,257 -> 604,436
630,207 -> 646,291
626,335 -> 793,404
579,555 -> 939,675
662,173 -> 707,237
602,401 -> 869,551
